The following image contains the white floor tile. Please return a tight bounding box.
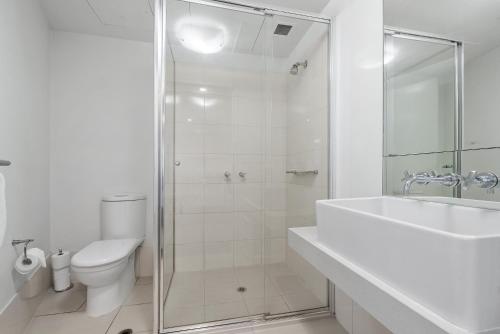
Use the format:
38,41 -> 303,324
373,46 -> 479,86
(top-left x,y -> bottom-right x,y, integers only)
34,286 -> 86,316
244,296 -> 289,315
204,268 -> 238,286
24,309 -> 117,334
125,284 -> 153,305
164,305 -> 204,328
204,301 -> 248,322
283,292 -> 324,312
171,271 -> 204,289
107,303 -> 153,334
271,274 -> 307,295
205,282 -> 243,305
253,317 -> 347,334
166,285 -> 204,308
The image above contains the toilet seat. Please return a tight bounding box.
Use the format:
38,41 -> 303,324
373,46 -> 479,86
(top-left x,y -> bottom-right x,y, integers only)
71,238 -> 143,317
71,238 -> 140,270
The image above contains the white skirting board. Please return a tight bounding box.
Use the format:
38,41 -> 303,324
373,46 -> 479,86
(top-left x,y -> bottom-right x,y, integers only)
288,227 -> 481,334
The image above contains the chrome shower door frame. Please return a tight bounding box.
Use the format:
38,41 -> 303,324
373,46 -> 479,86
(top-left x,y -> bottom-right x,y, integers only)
154,0 -> 334,332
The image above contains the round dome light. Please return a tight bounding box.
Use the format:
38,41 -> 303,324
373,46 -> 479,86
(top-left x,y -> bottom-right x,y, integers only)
176,17 -> 226,54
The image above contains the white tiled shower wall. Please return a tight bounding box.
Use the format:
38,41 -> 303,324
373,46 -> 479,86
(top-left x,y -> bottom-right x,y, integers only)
285,36 -> 329,305
173,62 -> 289,271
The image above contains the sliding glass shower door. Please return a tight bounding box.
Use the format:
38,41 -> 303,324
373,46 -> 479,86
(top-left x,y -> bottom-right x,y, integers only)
158,0 -> 330,331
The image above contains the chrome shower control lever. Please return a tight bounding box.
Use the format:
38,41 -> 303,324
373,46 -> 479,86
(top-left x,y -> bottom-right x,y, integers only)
463,171 -> 498,193
224,171 -> 231,179
238,171 -> 247,178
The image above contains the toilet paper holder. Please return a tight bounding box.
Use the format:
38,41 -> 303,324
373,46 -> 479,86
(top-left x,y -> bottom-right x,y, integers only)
12,239 -> 35,265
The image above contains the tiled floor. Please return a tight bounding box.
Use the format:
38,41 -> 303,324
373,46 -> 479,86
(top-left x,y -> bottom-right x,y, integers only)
164,263 -> 326,328
183,317 -> 347,334
23,264 -> 327,334
23,277 -> 154,334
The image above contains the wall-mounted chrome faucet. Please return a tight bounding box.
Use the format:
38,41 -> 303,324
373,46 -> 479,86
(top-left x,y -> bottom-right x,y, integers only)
462,171 -> 498,194
402,170 -> 462,195
401,170 -> 499,195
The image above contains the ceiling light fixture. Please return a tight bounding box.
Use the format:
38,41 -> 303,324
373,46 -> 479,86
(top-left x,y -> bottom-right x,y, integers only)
176,17 -> 227,54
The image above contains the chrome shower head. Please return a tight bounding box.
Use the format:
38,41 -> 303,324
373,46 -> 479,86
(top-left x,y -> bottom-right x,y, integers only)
289,60 -> 308,75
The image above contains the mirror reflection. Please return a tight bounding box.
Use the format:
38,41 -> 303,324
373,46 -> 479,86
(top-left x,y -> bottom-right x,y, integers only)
384,0 -> 500,204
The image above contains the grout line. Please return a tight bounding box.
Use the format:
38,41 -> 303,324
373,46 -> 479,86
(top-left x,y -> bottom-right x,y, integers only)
123,301 -> 154,307
104,305 -> 122,334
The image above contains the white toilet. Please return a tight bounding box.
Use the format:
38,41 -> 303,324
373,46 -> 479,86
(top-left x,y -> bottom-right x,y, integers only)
71,194 -> 146,317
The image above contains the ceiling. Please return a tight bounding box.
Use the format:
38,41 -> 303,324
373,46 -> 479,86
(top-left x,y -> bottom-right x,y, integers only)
384,0 -> 500,62
41,0 -> 155,42
40,0 -> 329,48
164,0 -> 322,60
40,0 -> 330,71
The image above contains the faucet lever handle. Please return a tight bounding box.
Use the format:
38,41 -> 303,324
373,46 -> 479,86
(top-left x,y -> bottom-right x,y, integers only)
402,170 -> 412,182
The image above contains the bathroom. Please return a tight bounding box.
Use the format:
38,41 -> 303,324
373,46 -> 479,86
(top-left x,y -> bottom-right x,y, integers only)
0,0 -> 499,333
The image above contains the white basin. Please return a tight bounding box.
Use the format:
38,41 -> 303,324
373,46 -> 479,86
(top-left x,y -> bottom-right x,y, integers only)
317,196 -> 500,333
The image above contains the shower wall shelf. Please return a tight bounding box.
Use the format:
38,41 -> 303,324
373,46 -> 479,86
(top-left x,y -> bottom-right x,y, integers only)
0,160 -> 11,166
286,169 -> 319,175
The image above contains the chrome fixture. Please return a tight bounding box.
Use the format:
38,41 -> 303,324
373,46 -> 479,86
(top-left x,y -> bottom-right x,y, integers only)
238,171 -> 247,178
0,160 -> 11,166
289,60 -> 308,75
224,171 -> 231,179
463,171 -> 498,194
401,170 -> 462,195
12,239 -> 34,265
286,169 -> 319,175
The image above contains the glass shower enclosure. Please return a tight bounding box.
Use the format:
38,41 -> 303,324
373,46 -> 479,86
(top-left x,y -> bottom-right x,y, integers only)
154,0 -> 332,332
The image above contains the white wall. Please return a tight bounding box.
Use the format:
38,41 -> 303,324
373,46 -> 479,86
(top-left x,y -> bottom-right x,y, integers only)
172,62 -> 288,272
332,0 -> 384,198
327,0 -> 389,333
49,32 -> 154,276
464,45 -> 500,149
0,0 -> 50,329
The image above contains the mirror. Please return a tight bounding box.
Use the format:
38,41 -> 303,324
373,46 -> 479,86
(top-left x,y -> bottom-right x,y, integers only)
384,32 -> 456,156
383,0 -> 500,202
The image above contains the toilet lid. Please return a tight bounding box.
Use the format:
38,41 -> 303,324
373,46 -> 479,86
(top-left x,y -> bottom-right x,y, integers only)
71,239 -> 139,268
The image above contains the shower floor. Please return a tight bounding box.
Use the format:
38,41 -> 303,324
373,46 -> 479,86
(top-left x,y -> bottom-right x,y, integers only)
164,263 -> 325,328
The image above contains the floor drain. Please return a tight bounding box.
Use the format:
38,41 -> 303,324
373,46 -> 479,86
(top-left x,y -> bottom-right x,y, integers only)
237,286 -> 246,293
118,329 -> 133,334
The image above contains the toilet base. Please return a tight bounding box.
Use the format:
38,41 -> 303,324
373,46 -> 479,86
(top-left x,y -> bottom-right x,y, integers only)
85,255 -> 135,317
